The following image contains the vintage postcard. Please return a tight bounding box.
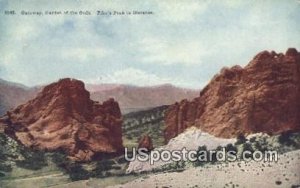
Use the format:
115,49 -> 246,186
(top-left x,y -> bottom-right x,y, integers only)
0,0 -> 300,187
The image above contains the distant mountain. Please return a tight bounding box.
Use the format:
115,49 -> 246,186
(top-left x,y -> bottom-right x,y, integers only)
85,83 -> 121,92
90,84 -> 199,114
0,78 -> 199,115
0,79 -> 39,116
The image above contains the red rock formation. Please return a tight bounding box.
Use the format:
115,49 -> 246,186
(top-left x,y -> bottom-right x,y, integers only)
0,78 -> 124,161
138,135 -> 153,151
164,48 -> 300,142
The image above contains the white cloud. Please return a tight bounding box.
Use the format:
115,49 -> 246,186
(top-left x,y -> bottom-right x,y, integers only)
62,48 -> 110,62
85,68 -> 187,86
138,37 -> 209,65
1,0 -> 299,89
221,0 -> 245,8
156,0 -> 207,23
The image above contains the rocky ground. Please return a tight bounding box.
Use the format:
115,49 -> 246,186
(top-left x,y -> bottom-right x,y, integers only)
126,127 -> 236,173
1,49 -> 300,187
1,127 -> 299,188
107,150 -> 300,188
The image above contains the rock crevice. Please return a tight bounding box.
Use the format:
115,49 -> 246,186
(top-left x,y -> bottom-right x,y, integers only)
0,78 -> 124,161
164,49 -> 300,142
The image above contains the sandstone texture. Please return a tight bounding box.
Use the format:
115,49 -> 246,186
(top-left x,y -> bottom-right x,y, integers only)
138,134 -> 154,151
0,78 -> 124,161
165,48 -> 300,142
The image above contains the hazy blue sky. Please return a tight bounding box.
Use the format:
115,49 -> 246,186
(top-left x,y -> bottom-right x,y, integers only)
0,0 -> 299,88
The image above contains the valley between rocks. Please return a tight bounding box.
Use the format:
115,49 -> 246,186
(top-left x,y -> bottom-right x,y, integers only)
0,49 -> 300,188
